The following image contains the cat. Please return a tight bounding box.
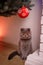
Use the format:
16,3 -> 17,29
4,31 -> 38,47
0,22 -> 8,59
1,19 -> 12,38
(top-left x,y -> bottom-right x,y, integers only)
8,28 -> 32,60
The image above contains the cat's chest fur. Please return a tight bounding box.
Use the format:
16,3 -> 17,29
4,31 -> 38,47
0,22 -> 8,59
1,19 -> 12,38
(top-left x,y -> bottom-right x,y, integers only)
20,40 -> 31,51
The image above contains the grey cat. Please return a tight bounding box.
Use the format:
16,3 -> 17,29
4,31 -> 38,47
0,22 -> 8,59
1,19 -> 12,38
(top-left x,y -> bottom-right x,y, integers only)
18,28 -> 32,60
8,28 -> 32,60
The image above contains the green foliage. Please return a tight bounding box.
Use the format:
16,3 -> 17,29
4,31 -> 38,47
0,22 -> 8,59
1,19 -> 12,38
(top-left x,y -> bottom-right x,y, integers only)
0,0 -> 34,16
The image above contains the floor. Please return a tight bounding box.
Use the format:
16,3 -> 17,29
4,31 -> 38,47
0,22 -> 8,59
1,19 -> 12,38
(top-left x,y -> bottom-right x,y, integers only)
0,42 -> 25,65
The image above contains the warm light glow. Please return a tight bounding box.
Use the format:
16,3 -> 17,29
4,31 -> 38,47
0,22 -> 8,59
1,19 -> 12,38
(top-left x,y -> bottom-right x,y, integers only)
0,16 -> 14,37
0,21 -> 6,37
0,26 -> 3,37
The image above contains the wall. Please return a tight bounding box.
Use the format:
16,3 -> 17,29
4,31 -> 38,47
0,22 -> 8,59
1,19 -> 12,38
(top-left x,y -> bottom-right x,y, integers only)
0,0 -> 42,51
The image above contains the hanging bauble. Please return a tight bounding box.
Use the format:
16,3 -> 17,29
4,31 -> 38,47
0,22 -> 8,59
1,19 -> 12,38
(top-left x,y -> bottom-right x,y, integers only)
18,6 -> 29,18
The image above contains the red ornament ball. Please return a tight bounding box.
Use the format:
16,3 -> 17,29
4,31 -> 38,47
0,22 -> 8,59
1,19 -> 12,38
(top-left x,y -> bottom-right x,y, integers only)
18,6 -> 29,18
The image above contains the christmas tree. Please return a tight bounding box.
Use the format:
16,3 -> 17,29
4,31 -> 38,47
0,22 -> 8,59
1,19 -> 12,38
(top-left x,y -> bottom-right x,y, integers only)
0,0 -> 34,16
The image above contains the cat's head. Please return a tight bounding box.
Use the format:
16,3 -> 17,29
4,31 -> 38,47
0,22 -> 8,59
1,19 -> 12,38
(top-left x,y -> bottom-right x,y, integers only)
20,28 -> 31,40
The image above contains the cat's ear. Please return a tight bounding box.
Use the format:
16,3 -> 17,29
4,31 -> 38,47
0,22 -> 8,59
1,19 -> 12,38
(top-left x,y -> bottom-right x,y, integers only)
27,28 -> 30,31
21,28 -> 24,32
21,28 -> 31,32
